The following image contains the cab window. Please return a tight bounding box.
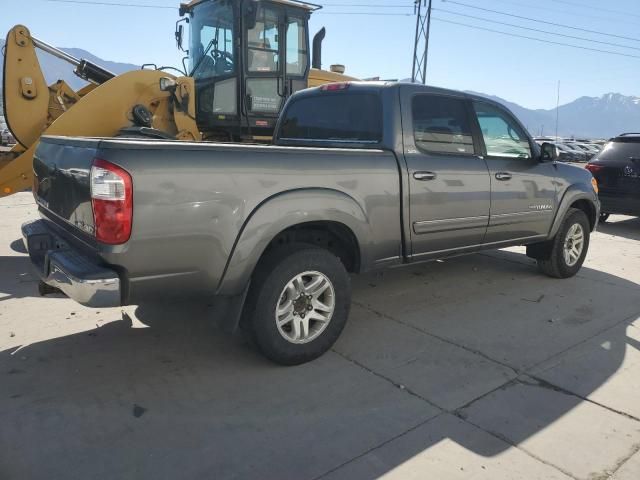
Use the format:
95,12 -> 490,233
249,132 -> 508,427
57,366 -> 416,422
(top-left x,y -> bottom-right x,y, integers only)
279,93 -> 382,142
286,17 -> 308,76
473,102 -> 532,159
189,2 -> 235,79
412,95 -> 475,155
247,6 -> 280,73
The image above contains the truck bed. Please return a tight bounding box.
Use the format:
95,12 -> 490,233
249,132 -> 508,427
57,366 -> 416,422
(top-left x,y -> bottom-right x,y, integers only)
30,135 -> 403,305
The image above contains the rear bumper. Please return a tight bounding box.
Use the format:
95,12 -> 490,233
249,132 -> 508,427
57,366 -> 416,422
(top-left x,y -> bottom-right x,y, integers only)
22,219 -> 121,308
599,194 -> 640,217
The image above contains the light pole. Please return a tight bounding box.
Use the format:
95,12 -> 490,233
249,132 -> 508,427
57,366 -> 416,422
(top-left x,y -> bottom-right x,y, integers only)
555,80 -> 560,140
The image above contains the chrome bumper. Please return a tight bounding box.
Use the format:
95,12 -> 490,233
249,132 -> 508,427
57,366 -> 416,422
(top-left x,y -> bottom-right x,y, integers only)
22,220 -> 121,308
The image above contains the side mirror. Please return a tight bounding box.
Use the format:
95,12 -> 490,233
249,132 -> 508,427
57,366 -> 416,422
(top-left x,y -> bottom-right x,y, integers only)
540,142 -> 558,162
175,24 -> 184,51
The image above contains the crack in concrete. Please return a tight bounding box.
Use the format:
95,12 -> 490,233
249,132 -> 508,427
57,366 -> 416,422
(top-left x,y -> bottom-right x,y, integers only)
522,375 -> 640,423
312,412 -> 446,480
353,300 -> 521,377
606,443 -> 640,479
331,348 -> 442,411
342,265 -> 640,480
453,411 -> 580,480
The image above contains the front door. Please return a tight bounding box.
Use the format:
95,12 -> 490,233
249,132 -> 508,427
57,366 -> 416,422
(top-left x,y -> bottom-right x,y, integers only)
245,3 -> 285,127
403,91 -> 491,258
471,101 -> 557,244
243,3 -> 309,133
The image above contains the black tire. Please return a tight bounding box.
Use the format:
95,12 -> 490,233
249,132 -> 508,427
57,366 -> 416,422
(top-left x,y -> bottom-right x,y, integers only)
243,244 -> 351,365
599,213 -> 610,223
538,208 -> 590,279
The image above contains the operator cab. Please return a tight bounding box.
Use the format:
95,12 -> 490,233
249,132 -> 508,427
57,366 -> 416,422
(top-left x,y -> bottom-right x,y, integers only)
178,0 -> 317,140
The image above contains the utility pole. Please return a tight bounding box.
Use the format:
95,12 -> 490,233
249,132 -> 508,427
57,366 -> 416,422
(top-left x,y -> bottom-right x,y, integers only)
555,80 -> 560,140
412,0 -> 433,84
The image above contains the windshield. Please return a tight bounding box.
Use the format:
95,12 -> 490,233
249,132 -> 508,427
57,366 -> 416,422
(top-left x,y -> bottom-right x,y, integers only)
189,1 -> 235,79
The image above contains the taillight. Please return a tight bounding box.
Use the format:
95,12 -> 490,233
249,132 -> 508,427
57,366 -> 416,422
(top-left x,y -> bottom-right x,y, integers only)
321,82 -> 351,92
91,158 -> 133,245
585,163 -> 604,174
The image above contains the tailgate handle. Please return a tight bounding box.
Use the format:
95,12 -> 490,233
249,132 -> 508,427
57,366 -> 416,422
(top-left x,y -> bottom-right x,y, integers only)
414,171 -> 436,181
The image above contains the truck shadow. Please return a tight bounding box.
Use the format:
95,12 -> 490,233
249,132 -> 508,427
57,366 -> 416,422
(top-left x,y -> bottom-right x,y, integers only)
0,255 -> 41,301
1,251 -> 638,479
598,215 -> 640,241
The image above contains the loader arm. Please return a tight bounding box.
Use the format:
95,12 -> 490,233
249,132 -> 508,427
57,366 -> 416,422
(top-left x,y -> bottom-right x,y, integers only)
1,25 -> 200,197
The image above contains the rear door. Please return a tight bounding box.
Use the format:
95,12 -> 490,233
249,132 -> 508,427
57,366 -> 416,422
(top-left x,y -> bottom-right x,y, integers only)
401,89 -> 491,258
471,101 -> 556,244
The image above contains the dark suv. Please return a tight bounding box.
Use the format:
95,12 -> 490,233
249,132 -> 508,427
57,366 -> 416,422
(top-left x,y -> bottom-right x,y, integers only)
586,133 -> 640,221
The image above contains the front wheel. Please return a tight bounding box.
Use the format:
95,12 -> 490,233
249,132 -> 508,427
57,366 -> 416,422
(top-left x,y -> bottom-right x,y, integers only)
243,245 -> 351,365
537,208 -> 590,278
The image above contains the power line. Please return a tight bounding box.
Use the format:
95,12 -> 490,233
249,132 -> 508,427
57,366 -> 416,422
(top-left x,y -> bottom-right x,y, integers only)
486,0 -> 640,27
552,0 -> 640,20
431,17 -> 640,60
44,0 -> 175,8
434,8 -> 640,51
442,0 -> 640,43
41,0 -> 414,13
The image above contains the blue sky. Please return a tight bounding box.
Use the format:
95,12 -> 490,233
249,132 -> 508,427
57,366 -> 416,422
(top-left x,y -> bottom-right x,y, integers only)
2,0 -> 639,109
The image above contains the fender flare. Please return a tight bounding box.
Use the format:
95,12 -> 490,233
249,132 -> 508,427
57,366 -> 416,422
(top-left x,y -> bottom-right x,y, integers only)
548,184 -> 599,239
216,188 -> 371,295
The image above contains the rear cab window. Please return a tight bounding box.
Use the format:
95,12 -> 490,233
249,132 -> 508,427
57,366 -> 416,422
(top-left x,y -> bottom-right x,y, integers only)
277,90 -> 383,145
411,95 -> 475,155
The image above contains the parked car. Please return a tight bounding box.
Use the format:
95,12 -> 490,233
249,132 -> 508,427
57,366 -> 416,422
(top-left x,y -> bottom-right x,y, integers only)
560,143 -> 588,162
568,143 -> 595,161
1,121 -> 10,145
1,121 -> 16,145
553,143 -> 583,162
22,82 -> 600,365
586,133 -> 640,222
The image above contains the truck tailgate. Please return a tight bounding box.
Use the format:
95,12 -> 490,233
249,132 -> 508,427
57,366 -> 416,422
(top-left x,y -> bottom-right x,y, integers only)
33,136 -> 101,237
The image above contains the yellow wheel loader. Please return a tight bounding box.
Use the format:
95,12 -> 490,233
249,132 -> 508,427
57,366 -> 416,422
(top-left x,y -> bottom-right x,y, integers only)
0,0 -> 353,197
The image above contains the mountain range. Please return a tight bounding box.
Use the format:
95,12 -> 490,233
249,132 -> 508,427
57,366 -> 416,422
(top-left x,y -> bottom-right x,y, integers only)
1,39 -> 638,139
468,91 -> 640,139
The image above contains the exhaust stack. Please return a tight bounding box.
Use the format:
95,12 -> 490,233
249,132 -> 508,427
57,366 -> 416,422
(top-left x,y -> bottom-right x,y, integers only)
312,27 -> 326,69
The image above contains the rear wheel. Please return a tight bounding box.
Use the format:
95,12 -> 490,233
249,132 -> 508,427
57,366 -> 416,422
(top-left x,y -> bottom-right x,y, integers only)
243,244 -> 351,365
537,208 -> 590,278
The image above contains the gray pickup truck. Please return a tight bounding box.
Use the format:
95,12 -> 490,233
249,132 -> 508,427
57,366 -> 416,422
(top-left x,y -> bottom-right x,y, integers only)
23,82 -> 599,365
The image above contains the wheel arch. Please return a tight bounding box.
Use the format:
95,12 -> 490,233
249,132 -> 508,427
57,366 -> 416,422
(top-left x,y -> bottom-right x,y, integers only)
216,188 -> 371,296
549,184 -> 600,238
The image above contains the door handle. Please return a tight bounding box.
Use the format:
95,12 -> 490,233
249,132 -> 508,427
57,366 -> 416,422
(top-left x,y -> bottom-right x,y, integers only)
414,171 -> 436,181
495,172 -> 512,181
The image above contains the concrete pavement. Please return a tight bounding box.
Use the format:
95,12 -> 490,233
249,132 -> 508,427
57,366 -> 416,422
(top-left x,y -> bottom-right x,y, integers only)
1,192 -> 639,480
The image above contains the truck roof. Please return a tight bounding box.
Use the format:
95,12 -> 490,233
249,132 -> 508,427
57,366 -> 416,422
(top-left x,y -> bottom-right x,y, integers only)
294,81 -> 506,108
276,81 -> 532,152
